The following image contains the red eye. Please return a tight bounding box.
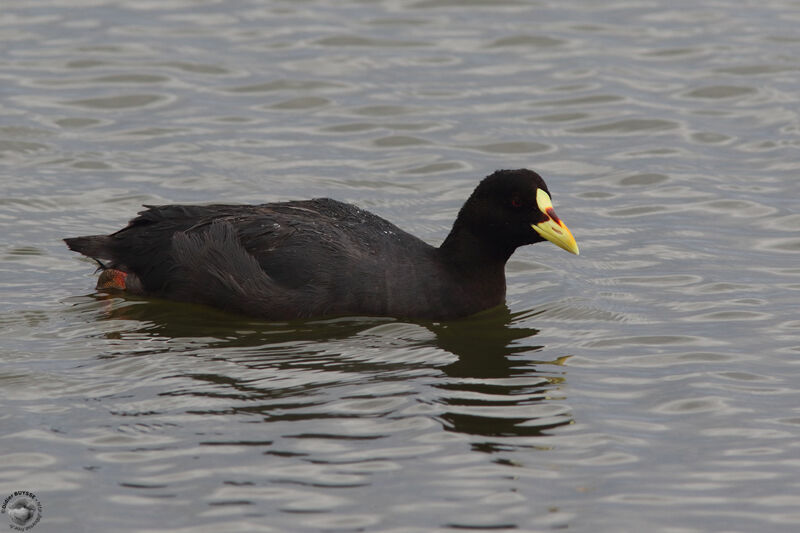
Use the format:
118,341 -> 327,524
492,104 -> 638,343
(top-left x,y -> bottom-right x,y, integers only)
511,197 -> 522,208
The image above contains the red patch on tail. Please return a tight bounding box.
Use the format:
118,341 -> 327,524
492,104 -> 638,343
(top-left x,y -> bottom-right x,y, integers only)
97,269 -> 128,291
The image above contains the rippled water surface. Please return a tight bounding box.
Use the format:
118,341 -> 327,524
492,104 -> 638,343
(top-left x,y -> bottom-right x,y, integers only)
2,1 -> 800,531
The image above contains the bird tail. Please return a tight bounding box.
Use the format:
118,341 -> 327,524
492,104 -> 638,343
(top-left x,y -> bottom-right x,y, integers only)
64,235 -> 114,261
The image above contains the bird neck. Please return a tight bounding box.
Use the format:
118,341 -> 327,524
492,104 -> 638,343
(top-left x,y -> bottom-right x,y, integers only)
439,222 -> 514,272
437,223 -> 509,312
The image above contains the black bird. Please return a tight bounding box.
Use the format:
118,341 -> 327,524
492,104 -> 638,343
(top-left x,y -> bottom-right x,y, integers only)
65,169 -> 579,320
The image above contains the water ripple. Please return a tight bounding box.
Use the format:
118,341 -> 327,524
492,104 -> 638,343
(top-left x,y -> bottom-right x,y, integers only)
2,0 -> 800,531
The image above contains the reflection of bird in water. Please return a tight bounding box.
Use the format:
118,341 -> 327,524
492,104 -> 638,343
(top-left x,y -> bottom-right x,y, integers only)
8,500 -> 36,525
428,307 -> 573,442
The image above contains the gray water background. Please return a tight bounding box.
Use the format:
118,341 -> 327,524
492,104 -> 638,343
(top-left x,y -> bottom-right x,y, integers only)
1,1 -> 799,531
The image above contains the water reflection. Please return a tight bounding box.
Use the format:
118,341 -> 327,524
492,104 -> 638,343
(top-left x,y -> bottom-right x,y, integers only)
430,311 -> 571,445
82,293 -> 573,445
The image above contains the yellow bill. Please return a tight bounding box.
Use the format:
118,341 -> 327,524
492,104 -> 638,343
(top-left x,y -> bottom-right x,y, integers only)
532,188 -> 579,255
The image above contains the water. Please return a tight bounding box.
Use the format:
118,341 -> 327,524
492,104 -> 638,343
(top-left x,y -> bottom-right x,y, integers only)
2,1 -> 799,531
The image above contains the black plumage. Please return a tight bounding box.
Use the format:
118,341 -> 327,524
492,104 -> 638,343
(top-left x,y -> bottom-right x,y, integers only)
65,169 -> 578,320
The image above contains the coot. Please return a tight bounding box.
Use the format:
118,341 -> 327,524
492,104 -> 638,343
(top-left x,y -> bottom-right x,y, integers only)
65,169 -> 578,320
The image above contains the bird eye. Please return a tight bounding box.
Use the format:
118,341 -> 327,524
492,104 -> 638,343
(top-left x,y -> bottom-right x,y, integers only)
511,196 -> 522,208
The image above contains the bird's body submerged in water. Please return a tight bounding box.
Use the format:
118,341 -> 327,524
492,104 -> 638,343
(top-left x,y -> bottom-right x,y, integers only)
65,169 -> 578,320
